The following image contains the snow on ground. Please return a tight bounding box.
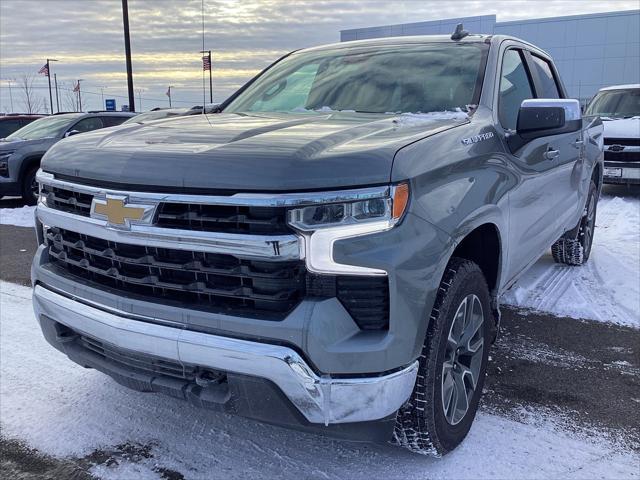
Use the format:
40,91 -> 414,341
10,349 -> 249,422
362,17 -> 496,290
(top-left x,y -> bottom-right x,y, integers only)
0,205 -> 35,227
503,193 -> 640,328
1,281 -> 638,480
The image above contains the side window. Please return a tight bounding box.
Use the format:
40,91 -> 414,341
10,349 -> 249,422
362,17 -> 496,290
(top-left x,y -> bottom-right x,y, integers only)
530,55 -> 561,99
499,49 -> 535,130
71,117 -> 104,133
0,120 -> 22,138
101,116 -> 128,127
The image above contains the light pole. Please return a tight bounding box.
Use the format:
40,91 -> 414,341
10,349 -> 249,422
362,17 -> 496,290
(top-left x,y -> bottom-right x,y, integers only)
99,86 -> 107,109
3,78 -> 14,112
53,74 -> 60,113
75,79 -> 83,112
46,58 -> 58,114
122,0 -> 135,112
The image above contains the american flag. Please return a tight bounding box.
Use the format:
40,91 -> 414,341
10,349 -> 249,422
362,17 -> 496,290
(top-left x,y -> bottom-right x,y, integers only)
73,82 -> 80,92
202,54 -> 211,71
38,63 -> 49,76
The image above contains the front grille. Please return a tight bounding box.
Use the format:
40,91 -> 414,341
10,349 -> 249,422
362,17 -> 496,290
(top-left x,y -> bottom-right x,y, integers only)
604,137 -> 640,147
604,150 -> 640,162
46,227 -> 306,318
41,185 -> 93,216
79,334 -> 198,380
40,184 -> 292,235
156,202 -> 290,234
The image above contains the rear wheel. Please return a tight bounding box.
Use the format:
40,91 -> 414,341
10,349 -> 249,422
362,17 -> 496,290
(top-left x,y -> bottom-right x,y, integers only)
21,166 -> 39,205
551,180 -> 597,266
392,258 -> 492,456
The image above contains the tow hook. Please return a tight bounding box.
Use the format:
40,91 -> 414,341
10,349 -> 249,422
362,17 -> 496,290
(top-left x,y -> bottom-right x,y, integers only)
195,369 -> 226,388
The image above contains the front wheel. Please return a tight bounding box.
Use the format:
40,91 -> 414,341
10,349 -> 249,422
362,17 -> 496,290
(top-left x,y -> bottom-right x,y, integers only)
392,258 -> 492,456
21,167 -> 39,206
551,180 -> 598,266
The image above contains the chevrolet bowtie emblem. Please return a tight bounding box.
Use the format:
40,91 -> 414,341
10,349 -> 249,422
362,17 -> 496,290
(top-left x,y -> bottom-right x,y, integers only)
91,195 -> 156,228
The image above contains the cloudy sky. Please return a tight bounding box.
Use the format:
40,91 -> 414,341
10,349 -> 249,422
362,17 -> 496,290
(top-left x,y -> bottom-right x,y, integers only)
0,0 -> 636,113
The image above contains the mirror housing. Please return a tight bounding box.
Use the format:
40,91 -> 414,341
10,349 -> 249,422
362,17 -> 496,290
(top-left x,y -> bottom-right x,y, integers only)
517,99 -> 581,137
507,99 -> 582,151
64,130 -> 80,138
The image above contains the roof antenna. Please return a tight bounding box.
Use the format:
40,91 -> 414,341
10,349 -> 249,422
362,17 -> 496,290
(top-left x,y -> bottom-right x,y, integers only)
451,23 -> 469,41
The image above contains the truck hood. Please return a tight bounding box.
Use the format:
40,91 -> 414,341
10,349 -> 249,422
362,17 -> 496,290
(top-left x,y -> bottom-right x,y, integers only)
602,117 -> 640,139
0,136 -> 56,152
42,111 -> 467,191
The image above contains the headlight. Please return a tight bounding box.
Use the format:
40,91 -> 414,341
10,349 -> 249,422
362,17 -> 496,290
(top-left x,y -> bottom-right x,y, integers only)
288,183 -> 409,275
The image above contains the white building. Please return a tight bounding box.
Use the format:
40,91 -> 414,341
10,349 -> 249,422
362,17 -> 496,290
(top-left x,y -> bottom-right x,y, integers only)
340,10 -> 640,104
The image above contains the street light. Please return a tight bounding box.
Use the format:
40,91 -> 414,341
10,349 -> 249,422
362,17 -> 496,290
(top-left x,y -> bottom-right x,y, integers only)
122,0 -> 135,112
2,78 -> 15,112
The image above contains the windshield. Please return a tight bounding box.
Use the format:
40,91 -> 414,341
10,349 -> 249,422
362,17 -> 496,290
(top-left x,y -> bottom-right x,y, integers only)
585,89 -> 640,118
5,115 -> 78,141
225,43 -> 487,114
123,110 -> 185,124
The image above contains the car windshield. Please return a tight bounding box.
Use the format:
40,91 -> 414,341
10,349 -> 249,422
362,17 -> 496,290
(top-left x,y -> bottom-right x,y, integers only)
122,109 -> 186,124
585,89 -> 640,118
5,115 -> 78,141
224,43 -> 488,114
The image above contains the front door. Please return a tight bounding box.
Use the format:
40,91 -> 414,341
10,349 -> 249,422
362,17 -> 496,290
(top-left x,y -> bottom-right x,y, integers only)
498,48 -> 570,281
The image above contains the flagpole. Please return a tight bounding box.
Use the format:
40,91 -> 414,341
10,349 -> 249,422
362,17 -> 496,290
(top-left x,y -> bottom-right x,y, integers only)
208,52 -> 213,103
54,74 -> 60,113
45,59 -> 57,114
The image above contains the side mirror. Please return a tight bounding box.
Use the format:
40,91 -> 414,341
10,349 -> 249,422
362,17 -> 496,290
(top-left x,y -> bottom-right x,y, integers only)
516,99 -> 582,138
64,130 -> 81,138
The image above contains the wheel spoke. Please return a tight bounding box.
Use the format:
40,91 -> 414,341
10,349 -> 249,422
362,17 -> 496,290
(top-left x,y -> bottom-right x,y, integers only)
452,369 -> 469,423
441,365 -> 456,420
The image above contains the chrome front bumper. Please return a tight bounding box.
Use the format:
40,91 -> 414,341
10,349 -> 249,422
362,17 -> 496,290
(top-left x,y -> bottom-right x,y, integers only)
32,285 -> 418,425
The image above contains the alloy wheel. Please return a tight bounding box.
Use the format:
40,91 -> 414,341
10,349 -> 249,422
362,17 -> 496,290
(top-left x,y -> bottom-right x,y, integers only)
441,294 -> 485,425
583,194 -> 596,254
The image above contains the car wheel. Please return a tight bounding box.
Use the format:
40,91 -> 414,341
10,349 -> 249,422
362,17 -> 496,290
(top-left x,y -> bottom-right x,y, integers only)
551,180 -> 597,266
21,167 -> 39,206
392,257 -> 492,456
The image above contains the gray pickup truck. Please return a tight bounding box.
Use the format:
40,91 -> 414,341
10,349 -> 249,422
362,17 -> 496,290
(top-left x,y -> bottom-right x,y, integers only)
31,31 -> 603,455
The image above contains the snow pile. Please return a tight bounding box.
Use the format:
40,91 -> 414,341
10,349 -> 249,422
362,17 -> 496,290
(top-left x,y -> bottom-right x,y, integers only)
392,109 -> 468,127
503,193 -> 640,328
1,281 -> 638,479
0,205 -> 36,227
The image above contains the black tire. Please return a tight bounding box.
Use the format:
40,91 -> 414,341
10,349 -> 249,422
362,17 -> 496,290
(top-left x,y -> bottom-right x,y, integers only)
392,257 -> 492,456
551,180 -> 598,266
21,166 -> 39,206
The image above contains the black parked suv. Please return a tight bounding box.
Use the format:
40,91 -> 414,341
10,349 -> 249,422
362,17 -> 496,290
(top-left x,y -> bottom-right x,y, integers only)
0,112 -> 135,203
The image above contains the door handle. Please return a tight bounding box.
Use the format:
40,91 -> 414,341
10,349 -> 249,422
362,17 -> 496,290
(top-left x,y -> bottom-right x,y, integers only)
544,149 -> 560,160
572,139 -> 584,149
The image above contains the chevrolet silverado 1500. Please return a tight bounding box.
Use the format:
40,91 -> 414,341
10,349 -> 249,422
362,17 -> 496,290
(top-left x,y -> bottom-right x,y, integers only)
32,30 -> 603,455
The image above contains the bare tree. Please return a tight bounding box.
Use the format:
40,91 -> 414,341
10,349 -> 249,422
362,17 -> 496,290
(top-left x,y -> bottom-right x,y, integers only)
60,81 -> 78,112
18,73 -> 45,114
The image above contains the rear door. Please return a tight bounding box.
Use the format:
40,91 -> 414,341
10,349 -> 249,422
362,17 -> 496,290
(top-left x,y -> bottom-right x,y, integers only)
525,52 -> 584,231
498,47 -> 570,282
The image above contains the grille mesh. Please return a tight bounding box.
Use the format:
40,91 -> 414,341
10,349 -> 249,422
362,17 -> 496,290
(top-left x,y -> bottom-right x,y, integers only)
46,227 -> 306,318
